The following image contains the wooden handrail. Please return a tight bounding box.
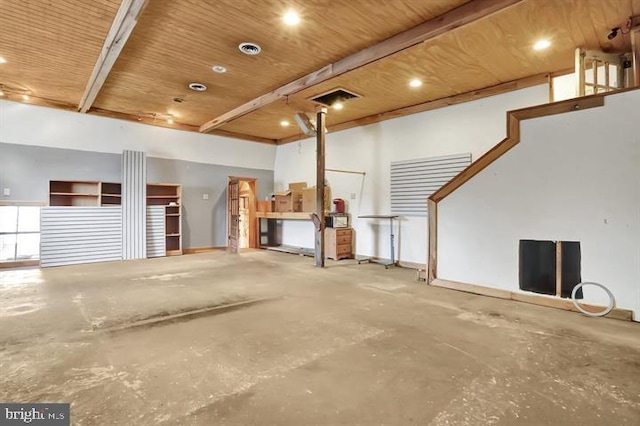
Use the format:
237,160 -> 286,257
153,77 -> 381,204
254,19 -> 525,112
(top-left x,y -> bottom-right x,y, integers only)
429,94 -> 605,203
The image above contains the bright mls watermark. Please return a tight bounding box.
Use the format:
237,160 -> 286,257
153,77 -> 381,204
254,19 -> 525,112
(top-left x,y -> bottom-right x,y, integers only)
0,404 -> 69,426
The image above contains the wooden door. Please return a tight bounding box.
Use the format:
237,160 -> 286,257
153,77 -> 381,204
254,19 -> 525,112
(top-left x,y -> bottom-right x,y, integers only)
239,195 -> 250,249
228,177 -> 240,253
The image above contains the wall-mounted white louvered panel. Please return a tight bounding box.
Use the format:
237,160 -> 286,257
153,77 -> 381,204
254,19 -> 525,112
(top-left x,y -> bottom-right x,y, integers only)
40,206 -> 122,267
390,153 -> 471,216
146,206 -> 166,258
122,150 -> 147,259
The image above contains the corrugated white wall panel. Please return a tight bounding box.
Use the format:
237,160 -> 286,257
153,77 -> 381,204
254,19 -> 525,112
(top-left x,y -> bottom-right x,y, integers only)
390,153 -> 471,216
146,206 -> 166,258
41,206 -> 122,267
122,150 -> 147,259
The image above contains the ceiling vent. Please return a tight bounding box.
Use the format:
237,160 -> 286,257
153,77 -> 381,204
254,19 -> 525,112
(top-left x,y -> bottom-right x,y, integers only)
310,88 -> 361,107
239,42 -> 262,55
188,82 -> 207,92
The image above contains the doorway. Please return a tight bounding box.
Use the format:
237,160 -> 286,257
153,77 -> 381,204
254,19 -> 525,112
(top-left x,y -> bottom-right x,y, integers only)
227,177 -> 258,253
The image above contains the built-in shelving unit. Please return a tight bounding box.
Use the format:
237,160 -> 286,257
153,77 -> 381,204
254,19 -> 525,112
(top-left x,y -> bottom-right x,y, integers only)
50,181 -> 100,206
147,183 -> 182,256
44,181 -> 123,268
49,180 -> 182,258
49,181 -> 123,206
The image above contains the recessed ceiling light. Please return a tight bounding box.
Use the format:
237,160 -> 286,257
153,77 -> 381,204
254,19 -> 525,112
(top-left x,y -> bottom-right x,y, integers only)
409,79 -> 423,88
22,94 -> 29,100
280,120 -> 290,127
332,102 -> 343,110
188,82 -> 207,92
0,57 -> 6,64
212,65 -> 227,73
283,10 -> 300,26
534,39 -> 551,50
239,42 -> 261,56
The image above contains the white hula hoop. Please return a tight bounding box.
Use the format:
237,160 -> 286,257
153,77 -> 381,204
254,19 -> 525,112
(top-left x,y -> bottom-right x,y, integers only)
571,282 -> 615,317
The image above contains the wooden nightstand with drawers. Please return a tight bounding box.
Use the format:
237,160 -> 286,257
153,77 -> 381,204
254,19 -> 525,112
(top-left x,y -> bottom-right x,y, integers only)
324,227 -> 353,260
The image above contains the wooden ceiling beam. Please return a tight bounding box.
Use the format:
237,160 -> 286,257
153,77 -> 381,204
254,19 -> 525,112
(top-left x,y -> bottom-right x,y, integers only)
277,72 -> 551,145
77,0 -> 149,113
200,0 -> 525,133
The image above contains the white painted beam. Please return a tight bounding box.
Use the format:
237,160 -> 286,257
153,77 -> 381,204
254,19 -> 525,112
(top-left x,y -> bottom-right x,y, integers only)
78,0 -> 149,113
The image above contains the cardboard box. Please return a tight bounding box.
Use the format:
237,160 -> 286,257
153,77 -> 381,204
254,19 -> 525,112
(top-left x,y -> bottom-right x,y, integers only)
288,182 -> 307,191
274,190 -> 293,212
302,186 -> 332,213
257,201 -> 273,213
288,182 -> 306,212
302,187 -> 316,212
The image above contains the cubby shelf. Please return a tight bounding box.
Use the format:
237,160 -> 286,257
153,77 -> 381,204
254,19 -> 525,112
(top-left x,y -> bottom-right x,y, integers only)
147,183 -> 182,256
50,181 -> 122,206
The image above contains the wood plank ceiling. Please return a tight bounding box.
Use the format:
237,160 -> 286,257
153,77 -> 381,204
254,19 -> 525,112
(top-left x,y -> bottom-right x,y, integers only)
1,0 -> 638,143
221,0 -> 640,141
92,0 -> 469,126
0,0 -> 121,106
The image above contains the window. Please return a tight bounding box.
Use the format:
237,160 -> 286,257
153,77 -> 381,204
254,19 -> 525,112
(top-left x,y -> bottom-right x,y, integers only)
0,206 -> 41,262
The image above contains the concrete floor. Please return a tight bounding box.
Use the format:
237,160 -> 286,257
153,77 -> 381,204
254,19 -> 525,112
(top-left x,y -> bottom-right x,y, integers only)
1,251 -> 639,425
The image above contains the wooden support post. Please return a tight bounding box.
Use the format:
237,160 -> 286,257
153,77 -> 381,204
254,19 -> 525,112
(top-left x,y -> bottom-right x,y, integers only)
427,199 -> 437,283
315,107 -> 327,267
593,60 -> 599,94
631,26 -> 640,87
556,241 -> 562,297
575,48 -> 586,97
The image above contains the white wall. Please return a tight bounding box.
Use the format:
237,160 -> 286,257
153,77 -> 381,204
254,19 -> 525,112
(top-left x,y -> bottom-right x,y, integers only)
0,100 -> 276,170
553,73 -> 577,101
438,90 -> 640,320
274,85 -> 549,265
